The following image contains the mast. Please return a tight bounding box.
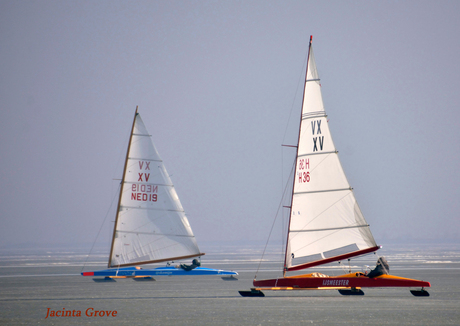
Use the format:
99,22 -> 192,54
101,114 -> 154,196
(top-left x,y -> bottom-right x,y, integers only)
283,36 -> 313,276
107,106 -> 139,268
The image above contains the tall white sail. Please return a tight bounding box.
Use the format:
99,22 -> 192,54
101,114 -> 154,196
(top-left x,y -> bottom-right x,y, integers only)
109,110 -> 203,268
285,38 -> 378,271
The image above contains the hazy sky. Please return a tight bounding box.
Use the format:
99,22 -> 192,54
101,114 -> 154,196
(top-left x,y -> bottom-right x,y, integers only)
1,0 -> 459,251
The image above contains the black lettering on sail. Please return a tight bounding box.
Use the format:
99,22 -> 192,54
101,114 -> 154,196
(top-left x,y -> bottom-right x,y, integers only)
313,136 -> 324,152
311,120 -> 322,135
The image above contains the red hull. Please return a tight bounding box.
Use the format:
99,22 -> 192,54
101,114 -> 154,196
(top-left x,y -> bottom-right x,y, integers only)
253,272 -> 430,289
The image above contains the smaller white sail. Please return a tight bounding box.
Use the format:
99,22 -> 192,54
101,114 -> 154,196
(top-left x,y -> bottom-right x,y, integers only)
285,39 -> 378,271
109,111 -> 202,268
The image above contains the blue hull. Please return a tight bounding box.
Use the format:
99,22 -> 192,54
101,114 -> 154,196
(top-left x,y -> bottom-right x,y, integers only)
82,266 -> 238,277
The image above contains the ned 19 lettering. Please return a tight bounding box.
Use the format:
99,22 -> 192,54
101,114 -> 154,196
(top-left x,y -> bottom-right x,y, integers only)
132,184 -> 158,193
131,193 -> 158,202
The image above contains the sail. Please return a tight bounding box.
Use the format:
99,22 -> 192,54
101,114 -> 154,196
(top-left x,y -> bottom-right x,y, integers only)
285,38 -> 378,272
108,110 -> 203,268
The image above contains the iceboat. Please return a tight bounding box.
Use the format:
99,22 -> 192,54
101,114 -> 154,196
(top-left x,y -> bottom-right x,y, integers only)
82,108 -> 237,281
239,37 -> 429,297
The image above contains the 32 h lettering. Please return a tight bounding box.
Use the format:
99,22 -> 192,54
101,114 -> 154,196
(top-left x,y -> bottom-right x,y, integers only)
298,158 -> 310,183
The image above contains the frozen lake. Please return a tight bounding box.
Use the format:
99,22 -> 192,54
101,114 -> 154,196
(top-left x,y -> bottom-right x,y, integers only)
0,243 -> 459,325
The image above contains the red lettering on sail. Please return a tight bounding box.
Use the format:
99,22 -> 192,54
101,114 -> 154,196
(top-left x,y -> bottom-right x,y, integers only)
131,184 -> 158,193
298,158 -> 310,171
139,161 -> 151,170
131,193 -> 157,202
138,172 -> 150,181
130,182 -> 159,202
297,158 -> 311,183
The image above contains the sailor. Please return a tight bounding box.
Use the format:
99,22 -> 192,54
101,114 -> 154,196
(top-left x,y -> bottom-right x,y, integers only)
367,257 -> 389,278
179,259 -> 201,271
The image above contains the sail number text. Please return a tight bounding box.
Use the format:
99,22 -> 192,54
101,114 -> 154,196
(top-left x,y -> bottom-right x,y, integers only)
130,161 -> 158,202
297,158 -> 310,183
296,119 -> 326,183
131,184 -> 158,202
312,120 -> 324,152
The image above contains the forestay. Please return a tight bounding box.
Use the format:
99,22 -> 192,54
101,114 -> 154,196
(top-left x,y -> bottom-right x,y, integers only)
285,40 -> 378,272
109,112 -> 203,268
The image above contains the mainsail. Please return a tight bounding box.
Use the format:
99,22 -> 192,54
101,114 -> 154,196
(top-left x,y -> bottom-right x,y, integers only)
108,109 -> 203,268
284,37 -> 379,272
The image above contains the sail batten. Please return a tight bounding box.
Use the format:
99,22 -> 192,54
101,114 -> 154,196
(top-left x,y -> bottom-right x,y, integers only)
132,133 -> 151,136
128,157 -> 163,162
297,150 -> 337,157
293,187 -> 351,195
108,110 -> 202,268
302,111 -> 325,118
123,181 -> 173,187
291,224 -> 370,233
119,205 -> 185,213
117,230 -> 197,237
284,37 -> 377,272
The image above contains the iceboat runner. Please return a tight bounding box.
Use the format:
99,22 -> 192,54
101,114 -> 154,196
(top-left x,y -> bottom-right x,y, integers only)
82,107 -> 237,280
239,36 -> 429,297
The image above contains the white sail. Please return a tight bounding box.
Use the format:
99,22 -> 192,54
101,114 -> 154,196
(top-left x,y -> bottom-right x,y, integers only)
285,39 -> 378,271
109,111 -> 202,268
